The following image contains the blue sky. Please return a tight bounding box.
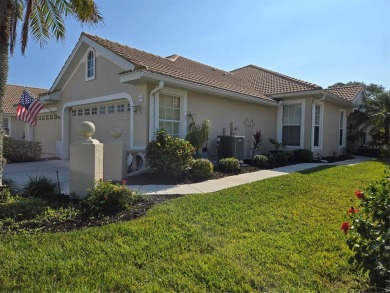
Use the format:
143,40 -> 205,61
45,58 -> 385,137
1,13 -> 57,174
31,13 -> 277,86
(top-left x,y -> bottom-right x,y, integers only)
7,0 -> 389,90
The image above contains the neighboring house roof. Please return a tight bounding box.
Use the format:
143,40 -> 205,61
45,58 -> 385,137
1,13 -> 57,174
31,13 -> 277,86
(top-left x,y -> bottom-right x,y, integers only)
231,65 -> 323,96
325,84 -> 365,102
83,33 -> 273,102
3,84 -> 47,114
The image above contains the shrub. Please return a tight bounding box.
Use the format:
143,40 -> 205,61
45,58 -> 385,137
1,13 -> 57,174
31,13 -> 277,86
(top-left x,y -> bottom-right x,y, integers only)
263,153 -> 276,166
251,130 -> 263,158
191,159 -> 213,179
0,187 -> 12,203
273,151 -> 293,163
0,196 -> 47,221
341,170 -> 390,290
22,176 -> 58,200
253,155 -> 268,168
85,180 -> 143,215
219,157 -> 240,173
145,129 -> 194,178
293,149 -> 313,162
3,137 -> 42,163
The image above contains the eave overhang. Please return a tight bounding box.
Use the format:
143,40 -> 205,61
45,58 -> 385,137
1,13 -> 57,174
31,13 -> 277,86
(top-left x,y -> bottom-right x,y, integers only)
120,70 -> 278,107
270,89 -> 354,108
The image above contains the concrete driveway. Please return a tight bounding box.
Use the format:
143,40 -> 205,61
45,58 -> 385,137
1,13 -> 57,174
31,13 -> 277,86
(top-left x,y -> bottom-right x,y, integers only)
4,160 -> 70,194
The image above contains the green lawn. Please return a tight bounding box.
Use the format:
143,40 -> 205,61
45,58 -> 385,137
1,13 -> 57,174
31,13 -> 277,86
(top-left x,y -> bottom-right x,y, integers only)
0,161 -> 387,292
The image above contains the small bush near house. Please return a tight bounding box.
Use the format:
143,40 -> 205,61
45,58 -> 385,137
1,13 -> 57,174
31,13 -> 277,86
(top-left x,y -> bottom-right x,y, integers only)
273,151 -> 293,164
293,149 -> 313,162
22,176 -> 58,200
253,155 -> 268,168
145,129 -> 194,178
219,157 -> 240,173
3,137 -> 42,163
342,170 -> 390,290
84,180 -> 143,216
263,153 -> 276,166
0,196 -> 47,221
191,159 -> 213,179
0,187 -> 12,203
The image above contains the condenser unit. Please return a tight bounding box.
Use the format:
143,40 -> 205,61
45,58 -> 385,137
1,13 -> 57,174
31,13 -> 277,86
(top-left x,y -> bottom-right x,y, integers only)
217,136 -> 245,160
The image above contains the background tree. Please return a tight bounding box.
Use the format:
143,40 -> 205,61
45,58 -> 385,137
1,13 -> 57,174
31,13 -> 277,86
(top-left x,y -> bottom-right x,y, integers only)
329,82 -> 389,148
0,0 -> 103,186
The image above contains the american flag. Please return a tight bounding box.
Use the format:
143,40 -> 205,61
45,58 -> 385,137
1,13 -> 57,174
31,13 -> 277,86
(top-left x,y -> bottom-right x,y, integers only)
16,90 -> 44,126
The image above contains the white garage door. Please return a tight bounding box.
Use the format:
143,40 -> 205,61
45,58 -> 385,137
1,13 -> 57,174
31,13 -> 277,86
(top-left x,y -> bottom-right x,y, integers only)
34,113 -> 60,155
69,101 -> 130,146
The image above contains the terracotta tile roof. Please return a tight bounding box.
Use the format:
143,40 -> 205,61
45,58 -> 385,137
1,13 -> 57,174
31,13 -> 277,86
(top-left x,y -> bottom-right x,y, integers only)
325,84 -> 364,102
3,84 -> 47,114
231,65 -> 322,96
83,33 -> 273,102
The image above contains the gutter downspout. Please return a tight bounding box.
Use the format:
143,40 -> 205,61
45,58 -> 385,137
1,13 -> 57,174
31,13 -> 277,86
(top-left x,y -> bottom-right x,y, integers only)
149,81 -> 164,141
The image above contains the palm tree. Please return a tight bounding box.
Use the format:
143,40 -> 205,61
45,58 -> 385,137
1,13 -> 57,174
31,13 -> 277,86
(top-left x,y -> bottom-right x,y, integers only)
0,0 -> 103,187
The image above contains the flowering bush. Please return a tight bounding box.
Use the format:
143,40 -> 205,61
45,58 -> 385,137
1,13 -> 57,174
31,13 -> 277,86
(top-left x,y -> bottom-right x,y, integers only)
341,170 -> 390,290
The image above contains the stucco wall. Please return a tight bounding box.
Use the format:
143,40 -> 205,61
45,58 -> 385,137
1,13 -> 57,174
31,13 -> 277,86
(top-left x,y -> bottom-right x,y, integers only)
56,54 -> 149,155
322,102 -> 346,156
9,117 -> 25,139
187,91 -> 278,157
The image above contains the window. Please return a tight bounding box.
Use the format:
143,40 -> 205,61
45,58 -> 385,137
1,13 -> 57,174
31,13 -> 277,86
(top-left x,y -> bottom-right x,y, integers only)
99,106 -> 106,114
3,118 -> 9,135
107,105 -> 115,114
78,109 -> 83,116
91,107 -> 97,115
282,104 -> 302,146
127,103 -> 131,112
71,110 -> 76,116
339,110 -> 345,147
84,108 -> 90,115
159,93 -> 180,137
86,50 -> 95,80
313,103 -> 323,148
117,104 -> 125,113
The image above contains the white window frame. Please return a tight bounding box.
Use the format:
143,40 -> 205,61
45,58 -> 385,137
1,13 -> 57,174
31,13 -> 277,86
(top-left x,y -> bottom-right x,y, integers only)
86,49 -> 95,81
277,99 -> 305,149
311,102 -> 324,150
3,117 -> 10,136
339,109 -> 347,148
150,87 -> 187,140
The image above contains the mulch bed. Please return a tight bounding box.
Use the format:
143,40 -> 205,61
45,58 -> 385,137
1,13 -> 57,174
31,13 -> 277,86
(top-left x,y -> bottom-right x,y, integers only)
125,165 -> 260,185
125,156 -> 354,185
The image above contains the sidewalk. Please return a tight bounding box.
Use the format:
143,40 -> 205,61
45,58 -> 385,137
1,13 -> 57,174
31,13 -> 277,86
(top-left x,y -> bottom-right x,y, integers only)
129,156 -> 372,195
3,156 -> 372,196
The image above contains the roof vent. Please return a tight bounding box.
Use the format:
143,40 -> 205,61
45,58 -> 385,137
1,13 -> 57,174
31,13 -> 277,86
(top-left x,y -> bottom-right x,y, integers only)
166,54 -> 179,62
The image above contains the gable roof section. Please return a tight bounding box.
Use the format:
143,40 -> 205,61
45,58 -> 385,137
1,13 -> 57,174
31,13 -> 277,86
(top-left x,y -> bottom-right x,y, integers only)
231,65 -> 323,96
4,84 -> 47,114
83,33 -> 273,102
325,84 -> 365,102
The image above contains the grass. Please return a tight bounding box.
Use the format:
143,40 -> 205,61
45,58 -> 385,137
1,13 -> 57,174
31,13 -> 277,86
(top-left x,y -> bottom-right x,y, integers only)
0,160 -> 387,292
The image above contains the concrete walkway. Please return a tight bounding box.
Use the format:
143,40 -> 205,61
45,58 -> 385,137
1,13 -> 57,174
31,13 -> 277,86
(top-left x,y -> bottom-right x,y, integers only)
3,156 -> 372,196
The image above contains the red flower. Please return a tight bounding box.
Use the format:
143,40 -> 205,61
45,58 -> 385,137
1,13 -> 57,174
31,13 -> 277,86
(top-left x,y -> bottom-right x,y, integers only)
348,207 -> 359,214
354,190 -> 365,199
341,222 -> 350,234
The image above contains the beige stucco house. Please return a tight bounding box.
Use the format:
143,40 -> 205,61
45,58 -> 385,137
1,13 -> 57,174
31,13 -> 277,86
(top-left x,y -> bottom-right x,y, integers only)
4,32 -> 367,173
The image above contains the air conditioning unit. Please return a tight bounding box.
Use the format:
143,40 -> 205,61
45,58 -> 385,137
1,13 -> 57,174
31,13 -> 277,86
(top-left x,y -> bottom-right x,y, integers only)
127,152 -> 147,174
217,136 -> 245,160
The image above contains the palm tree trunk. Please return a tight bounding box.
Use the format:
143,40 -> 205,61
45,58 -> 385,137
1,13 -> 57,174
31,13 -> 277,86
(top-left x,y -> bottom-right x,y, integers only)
0,16 -> 11,188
